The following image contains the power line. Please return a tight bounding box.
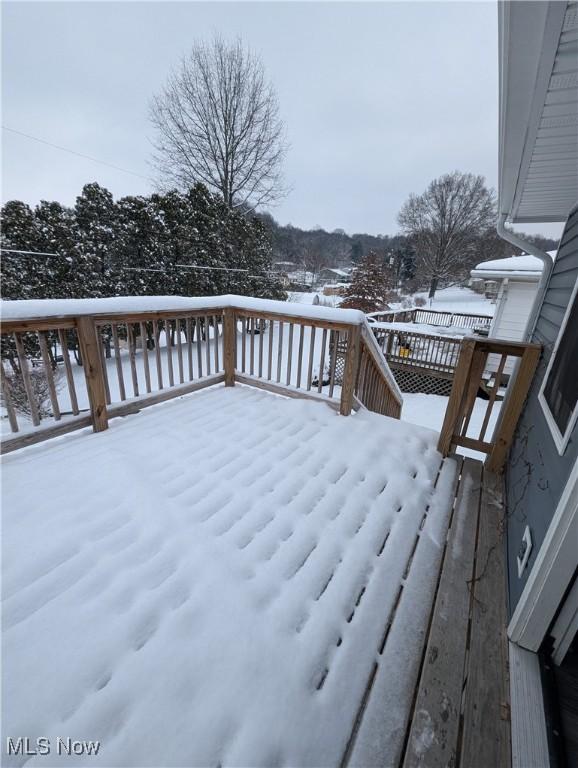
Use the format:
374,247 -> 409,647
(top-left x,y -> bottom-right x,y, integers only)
176,263 -> 252,274
2,126 -> 151,181
0,248 -> 61,257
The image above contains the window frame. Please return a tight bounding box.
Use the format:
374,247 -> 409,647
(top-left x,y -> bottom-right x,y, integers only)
538,275 -> 578,455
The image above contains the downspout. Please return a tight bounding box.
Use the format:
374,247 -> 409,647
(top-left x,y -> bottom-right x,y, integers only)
496,213 -> 554,340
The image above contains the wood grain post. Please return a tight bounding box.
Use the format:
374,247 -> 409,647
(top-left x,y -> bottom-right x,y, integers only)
340,325 -> 361,416
486,345 -> 540,472
76,316 -> 109,432
437,338 -> 476,456
223,307 -> 236,387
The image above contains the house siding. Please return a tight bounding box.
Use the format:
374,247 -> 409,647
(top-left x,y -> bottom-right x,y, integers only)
506,204 -> 578,614
495,281 -> 538,340
488,281 -> 538,376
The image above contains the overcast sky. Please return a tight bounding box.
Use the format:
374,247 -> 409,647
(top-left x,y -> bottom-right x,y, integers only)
1,1 -> 562,239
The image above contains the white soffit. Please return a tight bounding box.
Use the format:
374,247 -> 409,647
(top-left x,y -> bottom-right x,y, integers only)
499,1 -> 578,223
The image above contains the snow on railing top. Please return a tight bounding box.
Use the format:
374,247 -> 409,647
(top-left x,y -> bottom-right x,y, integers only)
359,324 -> 403,404
0,294 -> 366,326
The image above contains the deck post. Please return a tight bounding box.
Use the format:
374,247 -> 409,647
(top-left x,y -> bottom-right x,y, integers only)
223,307 -> 236,387
76,316 -> 109,432
486,344 -> 540,472
437,337 -> 476,455
340,325 -> 361,416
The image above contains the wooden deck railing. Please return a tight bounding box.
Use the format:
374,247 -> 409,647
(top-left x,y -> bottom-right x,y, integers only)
1,299 -> 403,453
438,337 -> 541,471
371,326 -> 463,377
356,324 -> 403,418
368,308 -> 493,329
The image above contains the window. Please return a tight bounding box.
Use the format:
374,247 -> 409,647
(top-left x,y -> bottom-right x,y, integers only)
539,277 -> 578,454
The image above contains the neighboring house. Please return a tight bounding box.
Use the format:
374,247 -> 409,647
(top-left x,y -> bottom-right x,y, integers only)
471,252 -> 556,342
319,267 -> 352,285
497,1 -> 578,765
286,269 -> 315,289
273,260 -> 297,272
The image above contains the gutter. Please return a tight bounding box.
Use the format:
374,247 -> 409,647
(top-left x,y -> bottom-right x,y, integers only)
496,213 -> 554,340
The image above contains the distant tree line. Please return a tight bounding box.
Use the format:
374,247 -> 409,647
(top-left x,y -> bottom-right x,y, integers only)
1,182 -> 286,302
257,212 -> 420,285
258,172 -> 558,297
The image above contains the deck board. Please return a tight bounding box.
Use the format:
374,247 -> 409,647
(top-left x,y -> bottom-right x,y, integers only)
346,457 -> 462,768
400,459 -> 511,768
403,457 -> 481,768
460,469 -> 511,768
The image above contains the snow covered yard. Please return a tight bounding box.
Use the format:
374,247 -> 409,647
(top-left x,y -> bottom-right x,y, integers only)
389,286 -> 495,317
287,286 -> 495,318
2,384 -> 457,767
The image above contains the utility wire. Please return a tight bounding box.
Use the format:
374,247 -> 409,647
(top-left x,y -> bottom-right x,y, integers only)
2,126 -> 151,181
1,250 -> 280,280
0,248 -> 60,257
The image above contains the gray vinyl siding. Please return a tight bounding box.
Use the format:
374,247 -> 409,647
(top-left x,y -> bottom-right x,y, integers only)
506,203 -> 578,615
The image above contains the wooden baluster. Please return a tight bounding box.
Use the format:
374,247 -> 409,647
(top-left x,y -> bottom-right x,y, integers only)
176,318 -> 184,384
461,347 -> 489,435
38,331 -> 61,420
14,333 -> 40,426
306,326 -> 316,391
328,330 -> 338,398
213,315 -> 220,372
479,353 -> 507,442
196,319 -> 203,378
204,315 -> 211,376
154,320 -> 163,389
58,329 -> 79,414
286,323 -> 294,386
127,323 -> 139,397
111,323 -> 126,401
186,318 -> 194,381
241,317 -> 246,373
76,316 -> 108,432
268,320 -> 274,380
1,361 -> 19,432
140,321 -> 152,393
258,319 -> 264,377
250,317 -> 255,375
318,328 -> 327,393
165,319 -> 174,387
276,322 -> 284,383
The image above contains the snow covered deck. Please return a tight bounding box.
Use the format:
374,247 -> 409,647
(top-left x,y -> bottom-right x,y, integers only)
3,384 -> 462,767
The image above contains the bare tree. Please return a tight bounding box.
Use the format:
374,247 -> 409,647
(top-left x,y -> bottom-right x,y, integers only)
151,36 -> 288,209
398,172 -> 496,297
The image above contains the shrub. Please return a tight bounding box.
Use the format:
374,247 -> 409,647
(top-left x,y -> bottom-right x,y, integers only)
2,367 -> 62,419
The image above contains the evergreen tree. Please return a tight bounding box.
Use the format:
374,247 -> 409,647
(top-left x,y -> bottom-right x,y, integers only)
34,201 -> 77,298
74,183 -> 117,297
1,201 -> 42,300
1,182 -> 285,304
399,243 -> 417,282
341,251 -> 393,313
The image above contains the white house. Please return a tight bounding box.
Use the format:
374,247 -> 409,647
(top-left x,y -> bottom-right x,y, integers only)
471,251 -> 556,343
